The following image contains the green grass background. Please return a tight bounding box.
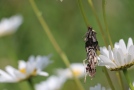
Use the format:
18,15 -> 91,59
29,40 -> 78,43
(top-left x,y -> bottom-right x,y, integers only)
0,0 -> 134,90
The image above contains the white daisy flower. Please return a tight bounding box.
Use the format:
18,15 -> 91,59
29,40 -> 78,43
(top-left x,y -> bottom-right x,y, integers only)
0,55 -> 51,82
35,63 -> 84,90
0,14 -> 23,37
35,75 -> 67,90
57,63 -> 84,79
99,38 -> 134,70
90,83 -> 111,90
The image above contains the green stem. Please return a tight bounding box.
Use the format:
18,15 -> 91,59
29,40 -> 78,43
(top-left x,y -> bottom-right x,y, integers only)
116,71 -> 125,90
28,0 -> 84,90
28,79 -> 35,90
87,0 -> 108,47
123,69 -> 134,90
77,0 -> 90,27
102,0 -> 113,48
102,1 -> 124,90
103,67 -> 115,90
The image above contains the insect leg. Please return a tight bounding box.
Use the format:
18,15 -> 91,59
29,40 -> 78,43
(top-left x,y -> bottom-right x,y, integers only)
84,72 -> 88,83
83,59 -> 87,73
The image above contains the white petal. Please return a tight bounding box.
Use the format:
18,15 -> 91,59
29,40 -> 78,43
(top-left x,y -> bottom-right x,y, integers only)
0,15 -> 23,36
18,60 -> 26,69
128,45 -> 134,59
13,70 -> 26,80
26,56 -> 36,74
5,66 -> 19,77
119,39 -> 127,54
99,62 -> 115,69
35,75 -> 66,90
8,15 -> 23,31
0,69 -> 18,82
108,45 -> 113,60
99,55 -> 116,68
36,55 -> 52,70
0,76 -> 16,82
113,48 -> 121,66
0,70 -> 13,79
128,46 -> 134,63
114,42 -> 119,49
119,48 -> 127,64
5,66 -> 26,81
100,47 -> 109,57
26,64 -> 36,75
116,49 -> 124,66
126,54 -> 132,64
37,71 -> 49,76
127,38 -> 133,50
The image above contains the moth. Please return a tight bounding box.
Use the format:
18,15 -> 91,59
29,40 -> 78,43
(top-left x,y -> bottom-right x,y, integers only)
84,27 -> 99,82
84,27 -> 99,53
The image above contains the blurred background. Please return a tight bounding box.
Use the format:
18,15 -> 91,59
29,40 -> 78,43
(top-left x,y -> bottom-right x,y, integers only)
0,0 -> 134,90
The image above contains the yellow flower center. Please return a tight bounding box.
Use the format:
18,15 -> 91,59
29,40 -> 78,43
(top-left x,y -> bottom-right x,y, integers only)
73,70 -> 81,77
19,68 -> 37,76
20,68 -> 26,74
32,69 -> 37,76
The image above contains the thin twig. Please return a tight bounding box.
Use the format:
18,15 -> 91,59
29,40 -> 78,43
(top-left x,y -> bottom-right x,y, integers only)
77,0 -> 90,27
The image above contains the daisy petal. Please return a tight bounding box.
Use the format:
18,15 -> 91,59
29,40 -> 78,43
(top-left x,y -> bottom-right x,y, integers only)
114,42 -> 119,49
100,47 -> 109,57
37,71 -> 49,76
108,45 -> 113,60
0,70 -> 12,79
127,38 -> 133,50
36,55 -> 52,70
128,45 -> 134,59
116,50 -> 124,66
113,48 -> 120,66
18,60 -> 26,69
99,55 -> 116,67
5,66 -> 19,77
119,39 -> 127,54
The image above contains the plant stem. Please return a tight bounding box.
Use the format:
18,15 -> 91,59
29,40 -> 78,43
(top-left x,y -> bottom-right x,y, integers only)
28,0 -> 84,90
102,0 -> 113,48
77,0 -> 90,27
28,79 -> 35,90
116,71 -> 125,90
103,67 -> 115,90
87,0 -> 108,47
102,1 -> 124,90
123,69 -> 134,90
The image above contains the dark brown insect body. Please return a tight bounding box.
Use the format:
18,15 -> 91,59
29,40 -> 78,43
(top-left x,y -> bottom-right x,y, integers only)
84,27 -> 99,80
